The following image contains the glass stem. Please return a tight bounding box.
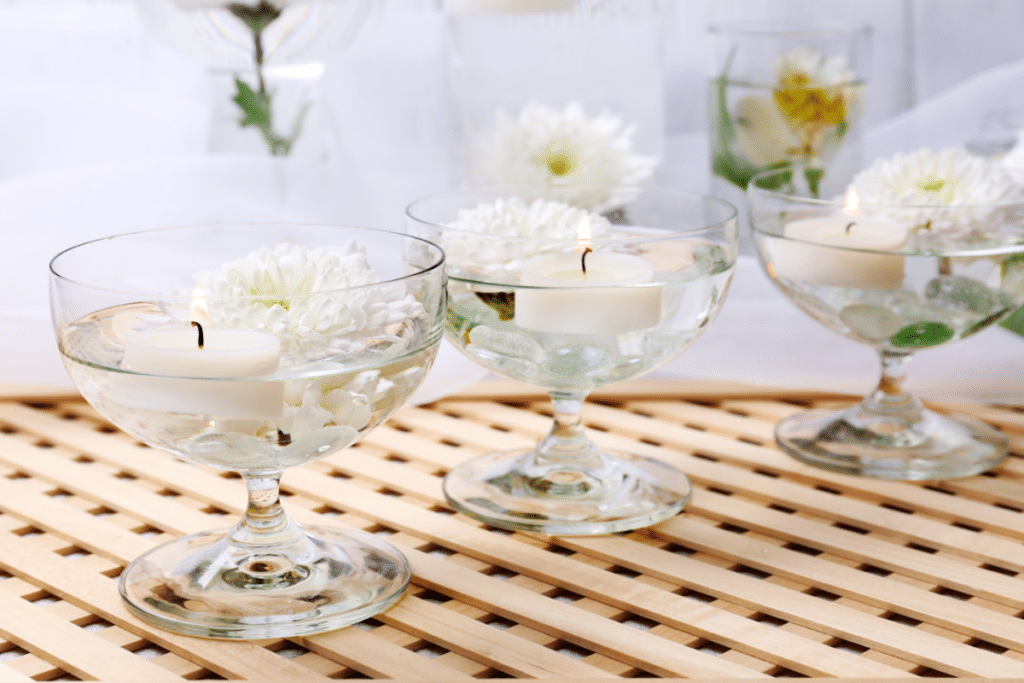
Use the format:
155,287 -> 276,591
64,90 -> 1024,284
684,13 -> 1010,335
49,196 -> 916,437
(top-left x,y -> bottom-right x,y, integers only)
860,350 -> 923,422
533,391 -> 603,468
229,472 -> 305,550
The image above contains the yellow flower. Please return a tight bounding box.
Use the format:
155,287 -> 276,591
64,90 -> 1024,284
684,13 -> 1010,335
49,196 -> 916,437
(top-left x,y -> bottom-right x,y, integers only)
774,75 -> 848,130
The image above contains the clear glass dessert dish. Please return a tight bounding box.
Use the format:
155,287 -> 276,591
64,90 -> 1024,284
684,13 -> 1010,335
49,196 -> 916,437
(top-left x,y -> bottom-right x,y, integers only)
49,224 -> 446,638
749,165 -> 1024,479
407,186 -> 737,534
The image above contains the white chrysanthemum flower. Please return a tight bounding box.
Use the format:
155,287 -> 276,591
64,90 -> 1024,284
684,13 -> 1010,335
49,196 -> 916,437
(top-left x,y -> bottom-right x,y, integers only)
849,147 -> 1023,245
186,242 -> 424,357
467,102 -> 657,212
442,197 -> 612,279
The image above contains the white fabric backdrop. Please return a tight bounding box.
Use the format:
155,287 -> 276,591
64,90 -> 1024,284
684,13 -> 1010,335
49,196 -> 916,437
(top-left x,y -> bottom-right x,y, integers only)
3,0 -> 1024,403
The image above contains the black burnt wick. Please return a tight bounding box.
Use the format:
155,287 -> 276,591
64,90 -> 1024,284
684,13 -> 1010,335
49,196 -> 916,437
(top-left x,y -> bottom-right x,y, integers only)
191,321 -> 204,349
581,247 -> 593,276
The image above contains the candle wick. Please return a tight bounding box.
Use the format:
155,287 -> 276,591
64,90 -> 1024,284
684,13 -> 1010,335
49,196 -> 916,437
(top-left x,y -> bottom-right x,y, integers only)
581,247 -> 593,277
845,221 -> 855,235
191,321 -> 205,349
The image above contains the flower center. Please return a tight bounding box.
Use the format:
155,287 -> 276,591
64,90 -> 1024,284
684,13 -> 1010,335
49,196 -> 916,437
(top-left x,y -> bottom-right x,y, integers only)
915,175 -> 947,194
545,150 -> 576,177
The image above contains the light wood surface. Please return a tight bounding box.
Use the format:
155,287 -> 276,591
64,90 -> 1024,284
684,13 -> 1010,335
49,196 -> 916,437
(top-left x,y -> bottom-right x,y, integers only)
0,383 -> 1023,680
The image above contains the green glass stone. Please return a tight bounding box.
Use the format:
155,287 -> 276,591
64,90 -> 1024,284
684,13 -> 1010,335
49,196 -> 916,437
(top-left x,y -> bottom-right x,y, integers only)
889,322 -> 954,348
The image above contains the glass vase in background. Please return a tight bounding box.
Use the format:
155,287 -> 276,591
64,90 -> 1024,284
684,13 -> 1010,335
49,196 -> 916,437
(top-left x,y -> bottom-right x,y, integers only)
136,0 -> 371,158
445,0 -> 666,211
708,19 -> 871,251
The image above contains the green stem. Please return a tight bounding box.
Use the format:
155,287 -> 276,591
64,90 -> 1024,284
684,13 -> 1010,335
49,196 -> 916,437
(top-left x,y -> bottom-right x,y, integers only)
254,31 -> 266,95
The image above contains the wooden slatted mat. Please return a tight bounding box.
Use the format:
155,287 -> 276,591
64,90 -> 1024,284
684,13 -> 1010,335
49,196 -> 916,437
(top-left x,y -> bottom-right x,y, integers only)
3,380 -> 1024,681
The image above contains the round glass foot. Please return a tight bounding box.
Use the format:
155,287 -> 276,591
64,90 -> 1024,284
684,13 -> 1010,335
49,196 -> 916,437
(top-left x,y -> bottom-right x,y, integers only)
443,448 -> 692,535
120,525 -> 410,639
776,406 -> 1008,480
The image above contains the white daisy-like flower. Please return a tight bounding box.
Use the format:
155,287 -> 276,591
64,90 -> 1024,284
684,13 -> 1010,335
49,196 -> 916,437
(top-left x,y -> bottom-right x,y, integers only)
467,101 -> 657,212
184,241 -> 424,358
442,197 -> 612,279
849,147 -> 1024,245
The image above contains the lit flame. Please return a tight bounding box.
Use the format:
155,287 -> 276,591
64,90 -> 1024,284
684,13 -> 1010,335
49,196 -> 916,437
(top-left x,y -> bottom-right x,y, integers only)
576,216 -> 592,252
190,286 -> 210,326
844,188 -> 861,217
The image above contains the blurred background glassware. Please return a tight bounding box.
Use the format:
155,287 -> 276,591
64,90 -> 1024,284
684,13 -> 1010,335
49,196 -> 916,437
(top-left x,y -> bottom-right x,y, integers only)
135,0 -> 371,157
50,224 -> 446,638
407,185 -> 737,535
966,106 -> 1024,160
749,167 -> 1024,479
444,0 -> 665,204
709,19 -> 871,252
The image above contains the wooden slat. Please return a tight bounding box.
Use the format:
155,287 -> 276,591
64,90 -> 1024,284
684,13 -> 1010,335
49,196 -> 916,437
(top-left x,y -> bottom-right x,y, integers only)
2,383 -> 1024,680
0,583 -> 183,682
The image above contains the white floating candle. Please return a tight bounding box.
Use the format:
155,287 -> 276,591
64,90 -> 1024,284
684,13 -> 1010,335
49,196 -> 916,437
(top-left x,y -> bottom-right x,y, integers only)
114,290 -> 284,418
515,251 -> 662,334
767,189 -> 908,289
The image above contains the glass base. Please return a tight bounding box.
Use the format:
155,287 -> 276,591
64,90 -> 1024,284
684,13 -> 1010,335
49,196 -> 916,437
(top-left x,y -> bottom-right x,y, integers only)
120,525 -> 410,639
443,448 -> 692,535
776,406 -> 1008,480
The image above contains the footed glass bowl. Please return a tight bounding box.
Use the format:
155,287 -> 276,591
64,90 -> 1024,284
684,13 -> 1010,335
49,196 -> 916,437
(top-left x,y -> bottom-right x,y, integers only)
50,224 -> 445,638
408,186 -> 737,534
749,167 -> 1024,479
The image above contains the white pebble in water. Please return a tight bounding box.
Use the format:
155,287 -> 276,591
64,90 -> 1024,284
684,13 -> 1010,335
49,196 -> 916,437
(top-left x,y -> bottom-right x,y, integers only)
839,304 -> 904,342
465,345 -> 540,379
542,344 -> 611,379
468,326 -> 544,360
924,276 -> 997,314
465,325 -> 543,379
885,290 -> 930,319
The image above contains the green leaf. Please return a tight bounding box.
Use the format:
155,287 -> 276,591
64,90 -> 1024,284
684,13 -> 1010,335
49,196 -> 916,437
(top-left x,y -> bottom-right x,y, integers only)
966,306 -> 1013,338
803,167 -> 824,198
475,291 -> 515,321
231,77 -> 296,155
835,119 -> 848,141
999,304 -> 1024,337
232,78 -> 272,129
228,0 -> 282,34
889,322 -> 954,348
711,151 -> 758,190
750,161 -> 794,191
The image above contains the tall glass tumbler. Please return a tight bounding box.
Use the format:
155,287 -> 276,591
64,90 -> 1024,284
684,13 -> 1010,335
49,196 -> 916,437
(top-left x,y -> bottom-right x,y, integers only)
708,19 -> 871,251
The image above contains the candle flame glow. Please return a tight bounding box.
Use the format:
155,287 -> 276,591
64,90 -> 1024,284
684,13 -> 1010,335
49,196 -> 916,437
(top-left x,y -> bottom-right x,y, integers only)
576,217 -> 593,252
191,286 -> 210,327
844,188 -> 861,217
